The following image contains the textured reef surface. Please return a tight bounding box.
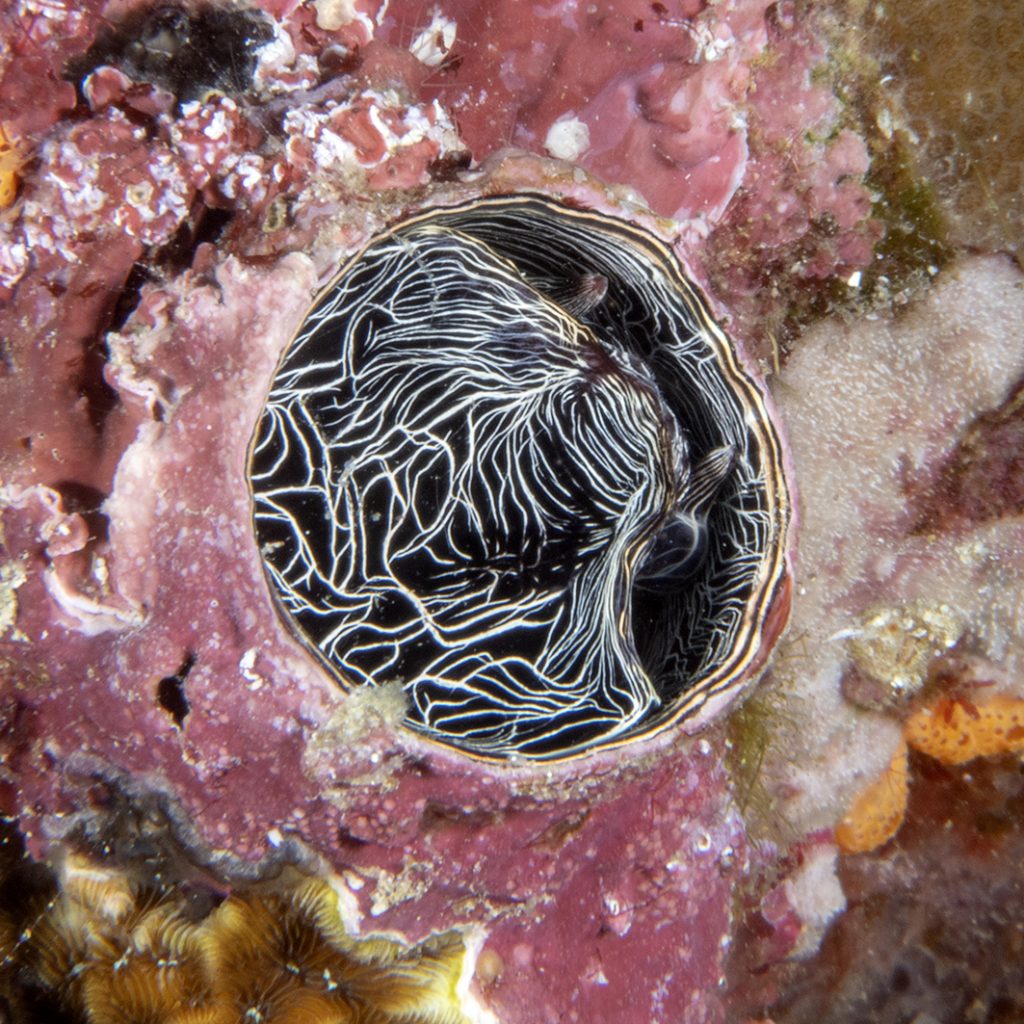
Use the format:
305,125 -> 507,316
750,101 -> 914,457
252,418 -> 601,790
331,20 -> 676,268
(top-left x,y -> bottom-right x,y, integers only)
1,1 -> 1022,1022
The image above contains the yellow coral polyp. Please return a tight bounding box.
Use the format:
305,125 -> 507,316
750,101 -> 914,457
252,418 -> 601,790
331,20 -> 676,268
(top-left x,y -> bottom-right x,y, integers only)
0,123 -> 26,208
904,693 -> 1024,764
200,880 -> 467,1024
58,852 -> 136,923
835,739 -> 909,855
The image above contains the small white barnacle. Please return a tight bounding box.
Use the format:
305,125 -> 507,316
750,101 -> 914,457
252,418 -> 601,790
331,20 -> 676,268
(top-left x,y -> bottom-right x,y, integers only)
248,194 -> 792,761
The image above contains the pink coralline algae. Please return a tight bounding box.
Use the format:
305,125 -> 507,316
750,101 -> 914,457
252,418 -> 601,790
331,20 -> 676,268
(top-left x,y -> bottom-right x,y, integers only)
393,0 -> 782,223
0,168 -> 758,1024
377,0 -> 880,346
1,0 -> 1019,1022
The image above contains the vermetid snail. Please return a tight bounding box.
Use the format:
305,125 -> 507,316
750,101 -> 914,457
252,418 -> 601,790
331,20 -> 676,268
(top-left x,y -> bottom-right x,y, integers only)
249,194 -> 792,761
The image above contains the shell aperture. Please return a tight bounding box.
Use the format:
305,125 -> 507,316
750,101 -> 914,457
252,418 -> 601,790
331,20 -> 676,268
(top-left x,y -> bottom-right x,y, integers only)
248,195 -> 790,760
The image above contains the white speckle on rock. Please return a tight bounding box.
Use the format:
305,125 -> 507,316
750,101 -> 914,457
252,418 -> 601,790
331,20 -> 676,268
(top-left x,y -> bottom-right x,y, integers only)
253,17 -> 297,86
313,0 -> 371,33
222,153 -> 266,200
312,128 -> 360,171
0,559 -> 28,639
0,223 -> 28,290
689,20 -> 735,63
240,647 -> 259,677
203,109 -> 229,141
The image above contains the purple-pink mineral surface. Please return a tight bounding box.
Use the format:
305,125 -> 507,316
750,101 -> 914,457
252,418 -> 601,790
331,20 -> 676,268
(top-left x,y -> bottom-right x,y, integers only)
1,1 -> 1022,1022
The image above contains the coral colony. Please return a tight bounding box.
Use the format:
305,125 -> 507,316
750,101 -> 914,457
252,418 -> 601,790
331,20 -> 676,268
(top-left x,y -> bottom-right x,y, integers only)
1,1 -> 1022,1023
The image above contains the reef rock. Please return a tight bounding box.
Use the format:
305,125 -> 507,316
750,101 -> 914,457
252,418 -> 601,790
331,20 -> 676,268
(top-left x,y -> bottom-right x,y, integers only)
1,1 -> 1021,1022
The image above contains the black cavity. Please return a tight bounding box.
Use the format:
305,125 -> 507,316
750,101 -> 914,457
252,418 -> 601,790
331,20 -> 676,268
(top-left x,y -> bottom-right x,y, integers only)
157,652 -> 195,728
66,3 -> 274,104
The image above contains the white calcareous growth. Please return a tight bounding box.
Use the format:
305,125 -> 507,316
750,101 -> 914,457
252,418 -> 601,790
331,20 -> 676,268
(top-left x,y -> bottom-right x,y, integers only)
409,9 -> 458,67
544,116 -> 591,162
761,254 -> 1024,837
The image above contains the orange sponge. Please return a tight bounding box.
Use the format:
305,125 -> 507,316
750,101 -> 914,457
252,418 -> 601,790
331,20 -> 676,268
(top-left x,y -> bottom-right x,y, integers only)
836,692 -> 1024,855
835,739 -> 909,854
0,124 -> 25,208
904,694 -> 1024,764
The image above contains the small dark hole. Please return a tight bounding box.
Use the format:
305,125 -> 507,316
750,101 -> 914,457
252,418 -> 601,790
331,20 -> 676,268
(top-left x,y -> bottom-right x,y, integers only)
427,150 -> 472,183
157,652 -> 194,728
890,964 -> 911,993
178,882 -> 226,922
53,480 -> 107,515
9,984 -> 76,1024
336,826 -> 369,850
436,52 -> 463,75
52,480 -> 110,543
403,756 -> 435,778
319,45 -> 362,77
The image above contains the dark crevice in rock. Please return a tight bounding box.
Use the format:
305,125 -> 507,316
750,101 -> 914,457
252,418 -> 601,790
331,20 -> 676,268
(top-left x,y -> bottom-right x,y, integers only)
52,480 -> 110,543
74,329 -> 121,436
420,802 -> 503,833
64,2 -> 274,106
52,753 -> 321,884
80,202 -> 232,441
109,203 -> 233,337
335,826 -> 371,851
162,203 -> 234,273
108,261 -> 156,335
157,652 -> 195,729
73,257 -> 153,436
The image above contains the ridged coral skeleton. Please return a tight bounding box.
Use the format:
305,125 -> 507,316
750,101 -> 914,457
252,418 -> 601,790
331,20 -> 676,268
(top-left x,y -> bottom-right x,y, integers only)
3,854 -> 470,1024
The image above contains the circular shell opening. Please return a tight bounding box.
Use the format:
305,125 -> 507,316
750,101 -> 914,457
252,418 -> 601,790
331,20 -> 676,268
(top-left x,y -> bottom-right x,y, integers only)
248,195 -> 791,761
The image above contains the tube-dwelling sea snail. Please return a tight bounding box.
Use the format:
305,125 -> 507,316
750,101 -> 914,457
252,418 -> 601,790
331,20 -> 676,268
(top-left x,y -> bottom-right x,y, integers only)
248,194 -> 792,761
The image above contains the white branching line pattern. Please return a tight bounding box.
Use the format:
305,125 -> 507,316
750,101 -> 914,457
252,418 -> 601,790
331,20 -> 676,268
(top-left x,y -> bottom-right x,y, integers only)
249,197 -> 782,759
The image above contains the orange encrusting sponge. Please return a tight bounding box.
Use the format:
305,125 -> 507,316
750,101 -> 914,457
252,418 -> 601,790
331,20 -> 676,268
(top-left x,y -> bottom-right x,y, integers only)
835,739 -> 909,855
0,123 -> 25,208
835,693 -> 1024,855
904,694 -> 1024,764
